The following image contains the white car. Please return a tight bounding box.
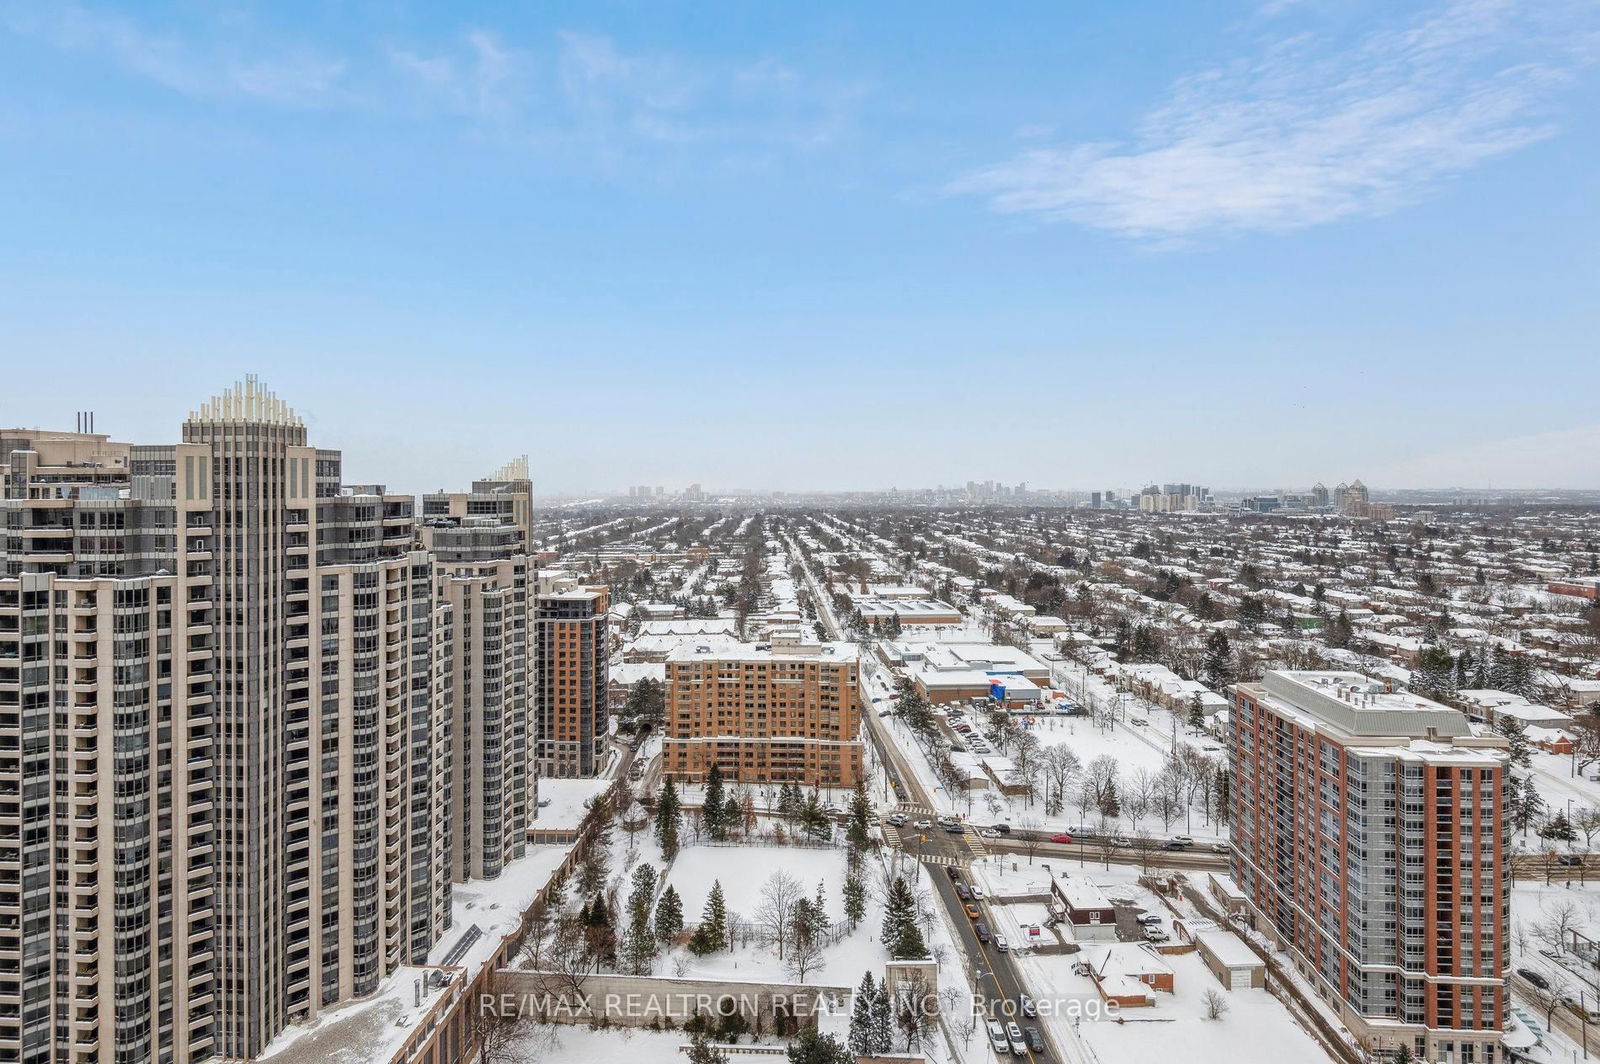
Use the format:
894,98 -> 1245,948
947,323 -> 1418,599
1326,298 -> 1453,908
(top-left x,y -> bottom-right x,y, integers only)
914,819 -> 933,830
988,1020 -> 1009,1055
994,934 -> 1010,952
970,885 -> 986,899
1006,1022 -> 1027,1056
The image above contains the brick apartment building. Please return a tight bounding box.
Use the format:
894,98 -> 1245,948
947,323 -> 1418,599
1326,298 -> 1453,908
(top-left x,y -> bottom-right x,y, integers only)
533,576 -> 610,778
1231,670 -> 1510,1064
664,630 -> 863,787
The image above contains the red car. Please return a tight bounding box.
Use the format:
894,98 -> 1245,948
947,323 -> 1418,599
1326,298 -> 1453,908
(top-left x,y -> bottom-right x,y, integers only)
1049,833 -> 1074,844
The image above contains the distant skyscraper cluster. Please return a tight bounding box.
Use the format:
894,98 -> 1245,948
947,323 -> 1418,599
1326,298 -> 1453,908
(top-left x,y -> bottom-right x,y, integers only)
0,380 -> 606,1062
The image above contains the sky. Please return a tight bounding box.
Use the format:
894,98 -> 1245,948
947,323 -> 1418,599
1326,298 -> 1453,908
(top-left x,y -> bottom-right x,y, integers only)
1,0 -> 1597,494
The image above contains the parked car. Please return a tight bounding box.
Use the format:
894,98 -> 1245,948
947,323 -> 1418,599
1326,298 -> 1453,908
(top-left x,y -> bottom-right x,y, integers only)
1518,968 -> 1551,989
1049,833 -> 1074,843
1025,1027 -> 1046,1053
1018,994 -> 1037,1018
994,934 -> 1010,952
1006,1022 -> 1027,1056
1143,928 -> 1170,943
964,903 -> 981,920
1135,914 -> 1163,926
1559,854 -> 1584,867
988,1021 -> 1009,1055
1131,717 -> 1148,726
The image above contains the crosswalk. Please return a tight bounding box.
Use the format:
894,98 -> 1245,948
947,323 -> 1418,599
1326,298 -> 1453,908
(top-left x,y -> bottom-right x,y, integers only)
917,852 -> 962,867
964,831 -> 990,858
880,825 -> 902,847
893,803 -> 940,816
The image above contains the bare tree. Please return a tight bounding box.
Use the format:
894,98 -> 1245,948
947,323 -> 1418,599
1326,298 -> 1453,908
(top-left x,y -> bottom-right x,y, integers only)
1040,745 -> 1081,817
755,870 -> 804,960
1534,899 -> 1582,955
1124,767 -> 1154,832
1017,816 -> 1044,865
1202,989 -> 1230,1021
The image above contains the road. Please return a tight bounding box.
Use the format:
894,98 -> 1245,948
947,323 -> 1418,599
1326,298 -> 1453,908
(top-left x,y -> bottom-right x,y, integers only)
788,537 -> 1066,1062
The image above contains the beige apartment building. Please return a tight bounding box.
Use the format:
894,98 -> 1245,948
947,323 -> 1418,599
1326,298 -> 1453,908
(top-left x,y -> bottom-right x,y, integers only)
664,631 -> 863,787
421,462 -> 534,883
0,379 -> 466,1063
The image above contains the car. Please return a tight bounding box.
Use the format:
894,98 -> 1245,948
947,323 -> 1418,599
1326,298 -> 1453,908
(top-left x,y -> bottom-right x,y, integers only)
1135,914 -> 1163,926
1519,968 -> 1551,989
1559,854 -> 1584,867
979,828 -> 1001,838
1211,842 -> 1231,854
1018,994 -> 1037,1018
994,934 -> 1010,952
914,819 -> 933,830
965,904 -> 981,919
1068,825 -> 1096,838
946,865 -> 962,881
945,822 -> 966,834
1143,928 -> 1170,943
886,813 -> 908,827
1163,841 -> 1188,850
971,885 -> 986,900
988,1021 -> 1009,1055
1109,837 -> 1133,848
975,920 -> 991,942
1131,718 -> 1148,727
1006,1021 -> 1027,1056
991,823 -> 1012,835
956,884 -> 972,900
1025,1027 -> 1046,1053
1171,836 -> 1195,847
1049,833 -> 1073,844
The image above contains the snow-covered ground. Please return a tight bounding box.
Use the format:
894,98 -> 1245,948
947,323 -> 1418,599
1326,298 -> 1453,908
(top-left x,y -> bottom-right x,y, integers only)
1002,864 -> 1326,1064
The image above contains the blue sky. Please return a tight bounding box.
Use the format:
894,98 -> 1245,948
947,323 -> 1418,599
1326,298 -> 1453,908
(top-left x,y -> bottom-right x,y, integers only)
1,0 -> 1596,493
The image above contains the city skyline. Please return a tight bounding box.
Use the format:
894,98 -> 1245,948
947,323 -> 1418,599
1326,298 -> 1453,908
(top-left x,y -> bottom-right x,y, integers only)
1,0 -> 1597,492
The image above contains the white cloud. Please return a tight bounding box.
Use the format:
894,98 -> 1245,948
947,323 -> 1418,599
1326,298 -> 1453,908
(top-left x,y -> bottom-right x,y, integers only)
951,0 -> 1597,238
1,2 -> 347,106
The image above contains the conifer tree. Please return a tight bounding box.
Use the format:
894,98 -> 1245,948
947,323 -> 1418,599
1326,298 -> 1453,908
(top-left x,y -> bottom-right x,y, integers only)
656,778 -> 683,861
654,885 -> 685,945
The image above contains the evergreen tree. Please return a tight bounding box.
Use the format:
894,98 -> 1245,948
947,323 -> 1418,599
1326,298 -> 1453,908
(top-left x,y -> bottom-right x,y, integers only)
842,868 -> 867,930
868,977 -> 894,1054
1187,693 -> 1205,732
1542,810 -> 1577,843
848,972 -> 877,1055
722,790 -> 744,838
1412,647 -> 1456,696
628,864 -> 659,928
656,778 -> 682,861
800,791 -> 831,842
703,765 -> 728,840
880,875 -> 927,959
687,1032 -> 728,1064
846,778 -> 873,850
1202,631 -> 1235,687
654,885 -> 685,945
786,1028 -> 853,1064
1098,776 -> 1122,820
1498,715 -> 1533,769
688,880 -> 728,956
